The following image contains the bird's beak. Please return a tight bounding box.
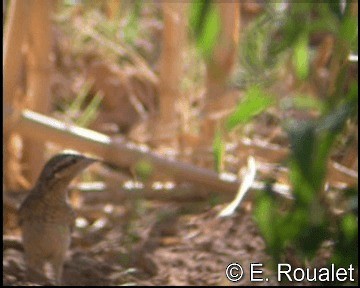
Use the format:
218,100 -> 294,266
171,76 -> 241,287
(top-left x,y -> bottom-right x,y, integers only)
85,156 -> 100,165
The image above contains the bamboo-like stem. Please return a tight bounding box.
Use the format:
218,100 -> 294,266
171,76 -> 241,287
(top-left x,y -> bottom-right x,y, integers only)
3,0 -> 31,190
155,2 -> 187,143
3,0 -> 29,107
201,2 -> 241,146
106,0 -> 121,19
22,0 -> 54,185
205,1 -> 240,103
14,110 -> 238,194
13,110 -> 293,199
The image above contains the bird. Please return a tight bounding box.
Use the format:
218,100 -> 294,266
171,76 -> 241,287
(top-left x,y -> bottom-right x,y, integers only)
18,152 -> 97,285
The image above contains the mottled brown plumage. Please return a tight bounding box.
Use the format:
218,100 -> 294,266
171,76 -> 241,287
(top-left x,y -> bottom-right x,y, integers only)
19,152 -> 97,285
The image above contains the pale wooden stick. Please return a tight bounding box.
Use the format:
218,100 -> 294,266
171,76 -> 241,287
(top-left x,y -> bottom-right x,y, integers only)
13,109 -> 292,198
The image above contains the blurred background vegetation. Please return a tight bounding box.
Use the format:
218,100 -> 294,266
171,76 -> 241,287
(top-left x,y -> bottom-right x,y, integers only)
3,0 -> 358,285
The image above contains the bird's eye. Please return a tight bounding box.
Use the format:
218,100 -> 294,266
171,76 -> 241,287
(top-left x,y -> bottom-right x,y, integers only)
68,157 -> 78,165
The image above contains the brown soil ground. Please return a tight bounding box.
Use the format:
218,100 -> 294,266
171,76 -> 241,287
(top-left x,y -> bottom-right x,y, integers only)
3,193 -> 344,286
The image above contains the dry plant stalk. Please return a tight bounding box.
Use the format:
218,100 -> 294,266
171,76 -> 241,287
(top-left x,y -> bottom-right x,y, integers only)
21,0 -> 54,186
3,0 -> 30,190
105,0 -> 121,20
201,2 -> 241,145
218,156 -> 257,217
205,2 -> 240,104
154,2 -> 187,144
3,0 -> 29,106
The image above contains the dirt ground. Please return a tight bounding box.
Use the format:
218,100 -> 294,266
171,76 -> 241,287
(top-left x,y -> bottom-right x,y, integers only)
4,191 -> 289,286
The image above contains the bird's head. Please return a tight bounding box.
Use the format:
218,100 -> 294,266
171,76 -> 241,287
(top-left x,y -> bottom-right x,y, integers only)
36,151 -> 98,190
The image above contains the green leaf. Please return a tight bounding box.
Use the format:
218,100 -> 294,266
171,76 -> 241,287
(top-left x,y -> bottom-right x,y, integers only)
123,0 -> 142,45
286,120 -> 318,204
339,15 -> 357,44
316,102 -> 353,134
189,1 -> 211,38
341,213 -> 358,241
328,2 -> 345,20
293,31 -> 309,80
346,82 -> 358,105
135,160 -> 153,182
271,3 -> 310,54
312,132 -> 334,192
289,160 -> 315,205
69,82 -> 93,116
189,1 -> 220,58
254,195 -> 275,246
287,120 -> 316,183
332,212 -> 359,268
274,209 -> 307,252
292,95 -> 325,113
213,130 -> 224,173
77,91 -> 103,127
226,86 -> 273,131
